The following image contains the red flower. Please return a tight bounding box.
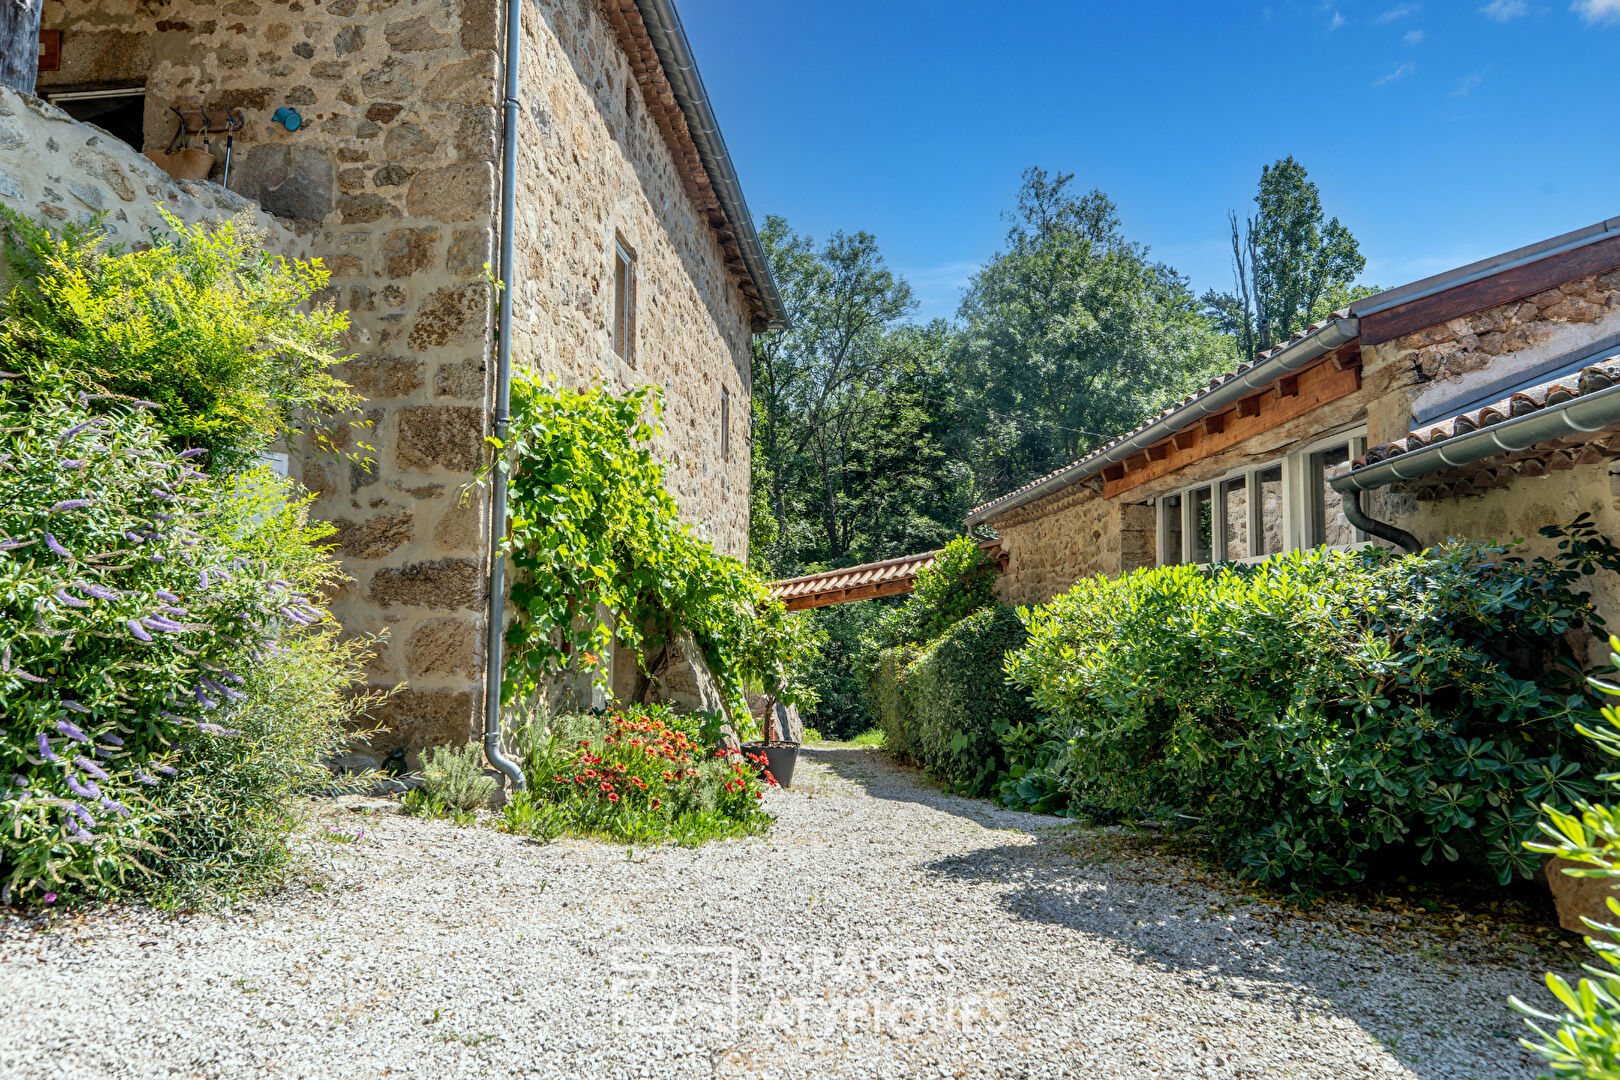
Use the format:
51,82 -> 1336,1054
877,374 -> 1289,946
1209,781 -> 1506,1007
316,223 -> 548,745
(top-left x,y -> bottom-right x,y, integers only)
608,792 -> 620,802
650,798 -> 661,810
600,780 -> 614,792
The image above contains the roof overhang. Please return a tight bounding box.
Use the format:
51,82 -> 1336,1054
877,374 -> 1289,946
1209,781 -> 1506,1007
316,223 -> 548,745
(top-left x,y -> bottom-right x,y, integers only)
603,0 -> 787,330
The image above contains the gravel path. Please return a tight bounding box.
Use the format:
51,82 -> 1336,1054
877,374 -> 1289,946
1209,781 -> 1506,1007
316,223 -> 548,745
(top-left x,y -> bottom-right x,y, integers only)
0,747 -> 1577,1079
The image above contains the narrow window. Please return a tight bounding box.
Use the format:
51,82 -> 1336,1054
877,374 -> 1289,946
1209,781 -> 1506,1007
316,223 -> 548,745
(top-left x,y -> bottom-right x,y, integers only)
1220,475 -> 1248,561
1307,443 -> 1354,548
1159,493 -> 1183,566
1254,465 -> 1285,557
612,239 -> 635,365
1189,485 -> 1214,564
720,387 -> 731,462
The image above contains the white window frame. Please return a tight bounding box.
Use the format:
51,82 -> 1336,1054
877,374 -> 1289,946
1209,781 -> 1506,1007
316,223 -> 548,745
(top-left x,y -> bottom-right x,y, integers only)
1152,426 -> 1368,567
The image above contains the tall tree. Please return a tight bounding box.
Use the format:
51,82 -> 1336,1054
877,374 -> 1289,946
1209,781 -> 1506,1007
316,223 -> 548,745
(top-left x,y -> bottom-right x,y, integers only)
1207,157 -> 1368,359
750,218 -> 961,573
952,167 -> 1233,502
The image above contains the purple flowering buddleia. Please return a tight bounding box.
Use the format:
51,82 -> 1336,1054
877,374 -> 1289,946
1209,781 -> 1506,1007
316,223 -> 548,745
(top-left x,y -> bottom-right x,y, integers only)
53,590 -> 91,609
100,733 -> 123,747
154,591 -> 180,603
133,770 -> 158,786
55,720 -> 89,743
65,774 -> 98,799
49,499 -> 93,512
43,533 -> 71,559
196,722 -> 241,737
13,670 -> 48,684
0,537 -> 25,550
98,796 -> 129,818
129,400 -> 160,409
77,582 -> 120,601
159,711 -> 190,723
57,419 -> 97,443
67,803 -> 95,826
126,619 -> 152,643
36,733 -> 59,762
147,554 -> 166,563
142,615 -> 185,633
61,459 -> 85,469
153,763 -> 178,776
123,531 -> 145,545
177,448 -> 206,459
74,756 -> 109,781
195,687 -> 217,709
60,700 -> 90,714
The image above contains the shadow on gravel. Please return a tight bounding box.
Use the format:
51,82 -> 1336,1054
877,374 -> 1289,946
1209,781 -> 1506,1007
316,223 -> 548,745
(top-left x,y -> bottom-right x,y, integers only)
802,746 -> 1072,835
811,745 -> 1547,1080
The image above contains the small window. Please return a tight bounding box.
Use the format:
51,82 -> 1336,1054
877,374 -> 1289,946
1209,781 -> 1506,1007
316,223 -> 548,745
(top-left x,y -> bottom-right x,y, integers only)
1189,486 -> 1214,565
1220,475 -> 1248,562
612,239 -> 635,364
1159,493 -> 1183,565
1255,465 -> 1285,557
720,387 -> 731,462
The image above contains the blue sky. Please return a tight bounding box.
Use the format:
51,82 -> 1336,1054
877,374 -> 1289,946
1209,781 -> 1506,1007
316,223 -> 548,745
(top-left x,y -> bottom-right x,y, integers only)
678,1 -> 1620,322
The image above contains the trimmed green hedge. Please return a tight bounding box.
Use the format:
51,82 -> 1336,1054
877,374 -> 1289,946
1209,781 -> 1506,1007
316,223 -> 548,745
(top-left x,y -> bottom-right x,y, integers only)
866,644 -> 922,764
910,605 -> 1036,795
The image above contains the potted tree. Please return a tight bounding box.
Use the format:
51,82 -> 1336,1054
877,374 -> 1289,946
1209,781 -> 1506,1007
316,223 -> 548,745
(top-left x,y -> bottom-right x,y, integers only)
741,695 -> 801,788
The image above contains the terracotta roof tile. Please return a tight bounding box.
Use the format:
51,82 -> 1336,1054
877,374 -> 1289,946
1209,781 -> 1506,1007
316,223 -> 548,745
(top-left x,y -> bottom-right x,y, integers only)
1354,356 -> 1620,468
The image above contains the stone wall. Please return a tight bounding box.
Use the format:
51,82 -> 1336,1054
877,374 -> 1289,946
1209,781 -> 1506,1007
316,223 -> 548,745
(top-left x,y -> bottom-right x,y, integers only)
506,0 -> 754,559
0,86 -> 298,249
31,0 -> 759,758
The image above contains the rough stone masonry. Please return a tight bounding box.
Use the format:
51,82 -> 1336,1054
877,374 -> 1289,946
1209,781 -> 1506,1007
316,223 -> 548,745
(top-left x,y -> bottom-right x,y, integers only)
23,0 -> 765,761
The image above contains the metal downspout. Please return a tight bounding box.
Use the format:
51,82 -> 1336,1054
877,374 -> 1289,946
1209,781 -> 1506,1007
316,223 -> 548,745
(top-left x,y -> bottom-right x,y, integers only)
1339,491 -> 1422,554
480,0 -> 525,792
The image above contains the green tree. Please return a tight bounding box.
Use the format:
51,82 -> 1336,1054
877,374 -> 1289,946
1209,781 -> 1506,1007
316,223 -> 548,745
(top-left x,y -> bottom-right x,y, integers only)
750,218 -> 966,573
953,168 -> 1234,501
1207,157 -> 1369,359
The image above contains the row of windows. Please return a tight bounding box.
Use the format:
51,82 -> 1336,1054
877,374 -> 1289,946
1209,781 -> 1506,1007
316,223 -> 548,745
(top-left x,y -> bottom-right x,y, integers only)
611,236 -> 733,464
1152,429 -> 1368,567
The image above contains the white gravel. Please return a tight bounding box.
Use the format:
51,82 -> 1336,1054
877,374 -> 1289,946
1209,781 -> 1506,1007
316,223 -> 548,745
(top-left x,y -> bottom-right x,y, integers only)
0,747 -> 1577,1079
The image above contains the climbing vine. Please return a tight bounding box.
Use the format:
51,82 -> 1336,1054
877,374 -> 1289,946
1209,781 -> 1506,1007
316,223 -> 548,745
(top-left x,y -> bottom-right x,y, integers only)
487,377 -> 818,728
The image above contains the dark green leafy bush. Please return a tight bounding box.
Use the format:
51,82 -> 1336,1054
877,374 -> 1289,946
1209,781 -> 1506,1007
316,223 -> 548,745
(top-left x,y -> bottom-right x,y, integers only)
865,644 -> 922,763
1006,542 -> 1606,891
800,600 -> 887,740
905,605 -> 1036,795
0,392 -> 378,902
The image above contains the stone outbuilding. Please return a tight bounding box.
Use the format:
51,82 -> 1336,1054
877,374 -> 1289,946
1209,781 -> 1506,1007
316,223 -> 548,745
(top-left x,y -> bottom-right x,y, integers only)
12,0 -> 785,757
968,217 -> 1620,655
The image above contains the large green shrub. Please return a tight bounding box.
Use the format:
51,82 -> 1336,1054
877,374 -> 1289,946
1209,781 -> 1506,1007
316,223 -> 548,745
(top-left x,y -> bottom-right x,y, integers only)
0,210 -> 362,473
491,377 -> 819,728
0,392 -> 377,902
903,605 -> 1037,795
1006,542 -> 1605,891
1514,636 -> 1620,1077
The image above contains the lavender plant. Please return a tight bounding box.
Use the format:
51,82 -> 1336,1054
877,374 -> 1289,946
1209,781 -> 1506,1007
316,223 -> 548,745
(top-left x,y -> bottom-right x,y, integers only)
0,389 -> 377,902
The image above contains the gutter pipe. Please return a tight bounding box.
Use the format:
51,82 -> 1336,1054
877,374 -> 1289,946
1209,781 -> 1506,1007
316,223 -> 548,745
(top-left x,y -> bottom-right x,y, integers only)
635,0 -> 787,330
965,317 -> 1360,528
479,0 -> 526,792
1329,380 -> 1620,554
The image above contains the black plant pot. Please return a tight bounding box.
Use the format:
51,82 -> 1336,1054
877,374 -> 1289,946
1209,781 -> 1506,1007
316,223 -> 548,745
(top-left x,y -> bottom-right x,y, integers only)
740,740 -> 799,789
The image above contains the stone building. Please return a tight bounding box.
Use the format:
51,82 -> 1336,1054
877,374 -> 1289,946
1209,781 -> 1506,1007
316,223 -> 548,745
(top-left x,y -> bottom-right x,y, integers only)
13,0 -> 784,755
967,218 -> 1620,655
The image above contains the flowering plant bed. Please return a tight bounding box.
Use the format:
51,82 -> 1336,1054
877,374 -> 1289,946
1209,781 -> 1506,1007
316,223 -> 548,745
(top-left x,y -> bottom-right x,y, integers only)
499,706 -> 777,845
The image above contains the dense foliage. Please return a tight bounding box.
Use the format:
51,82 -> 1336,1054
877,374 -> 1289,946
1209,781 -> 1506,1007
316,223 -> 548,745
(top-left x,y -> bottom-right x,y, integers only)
0,209 -> 363,473
1005,542 -> 1606,891
492,377 -> 818,729
1515,637 -> 1620,1077
497,705 -> 777,845
0,393 -> 375,902
898,605 -> 1036,796
796,600 -> 887,740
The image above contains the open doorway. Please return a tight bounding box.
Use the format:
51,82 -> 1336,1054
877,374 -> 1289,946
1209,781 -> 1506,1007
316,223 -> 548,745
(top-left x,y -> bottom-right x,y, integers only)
46,88 -> 146,153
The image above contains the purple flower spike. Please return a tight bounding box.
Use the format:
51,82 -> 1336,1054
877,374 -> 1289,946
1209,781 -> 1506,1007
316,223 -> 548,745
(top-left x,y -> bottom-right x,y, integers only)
50,499 -> 93,512
61,459 -> 85,469
61,700 -> 90,714
126,619 -> 152,643
36,733 -> 59,762
55,720 -> 89,744
77,582 -> 119,601
74,756 -> 109,782
58,419 -> 95,442
129,400 -> 160,409
53,589 -> 90,609
124,531 -> 145,544
147,554 -> 165,563
66,774 -> 98,799
0,538 -> 23,550
178,448 -> 206,459
195,689 -> 217,709
155,591 -> 179,603
142,616 -> 184,633
134,770 -> 158,786
99,797 -> 129,817
100,733 -> 123,747
67,802 -> 95,826
153,763 -> 178,776
43,533 -> 71,559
